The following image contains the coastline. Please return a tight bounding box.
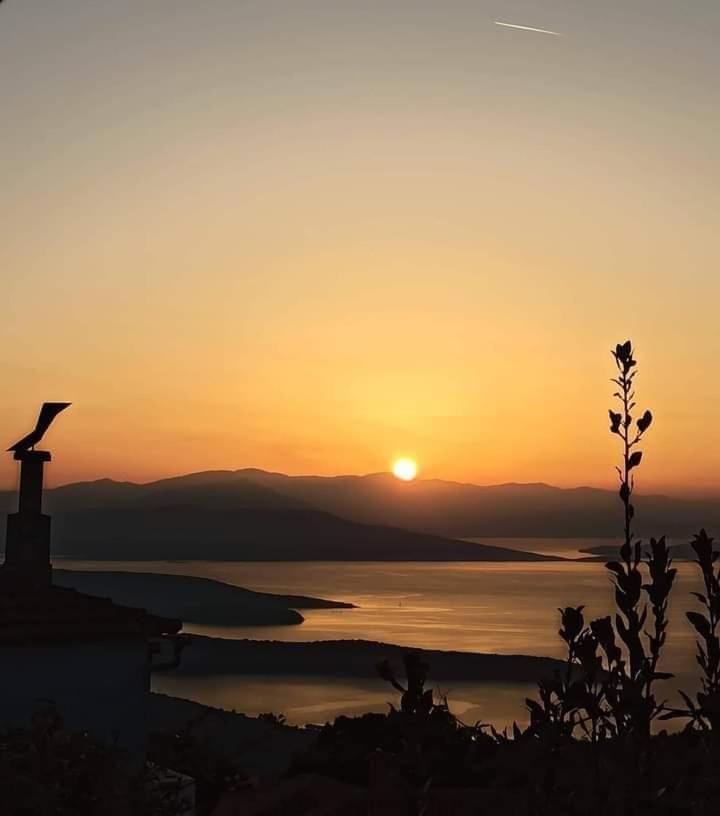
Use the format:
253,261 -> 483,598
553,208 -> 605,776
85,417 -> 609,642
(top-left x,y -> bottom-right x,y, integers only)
53,569 -> 354,626
169,635 -> 564,684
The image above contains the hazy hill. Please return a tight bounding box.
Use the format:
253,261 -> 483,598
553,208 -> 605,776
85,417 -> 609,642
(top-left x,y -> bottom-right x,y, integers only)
0,470 -> 562,561
42,505 -> 554,561
3,468 -> 715,557
47,471 -> 307,512
81,467 -> 715,540
234,470 -> 720,539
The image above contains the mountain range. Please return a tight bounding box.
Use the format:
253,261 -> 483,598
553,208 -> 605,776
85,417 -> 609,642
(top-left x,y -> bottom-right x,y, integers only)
230,469 -> 719,540
1,469 -> 717,560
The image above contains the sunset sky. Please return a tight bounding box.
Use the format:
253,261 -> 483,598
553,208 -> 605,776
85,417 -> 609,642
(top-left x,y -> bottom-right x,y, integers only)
1,1 -> 719,493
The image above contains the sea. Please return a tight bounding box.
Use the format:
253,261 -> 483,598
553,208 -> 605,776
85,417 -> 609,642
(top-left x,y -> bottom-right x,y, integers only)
55,538 -> 706,729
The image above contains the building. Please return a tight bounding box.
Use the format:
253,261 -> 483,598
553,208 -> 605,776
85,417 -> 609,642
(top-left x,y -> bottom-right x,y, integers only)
0,405 -> 184,760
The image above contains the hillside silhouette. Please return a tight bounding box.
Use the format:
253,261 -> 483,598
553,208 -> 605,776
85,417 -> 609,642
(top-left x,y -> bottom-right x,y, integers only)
4,469 -> 718,549
34,509 -> 558,561
233,469 -> 720,538
0,473 -> 561,561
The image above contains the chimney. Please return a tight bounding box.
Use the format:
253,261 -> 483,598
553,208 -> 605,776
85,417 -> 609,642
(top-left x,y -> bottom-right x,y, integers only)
2,403 -> 70,591
3,450 -> 53,589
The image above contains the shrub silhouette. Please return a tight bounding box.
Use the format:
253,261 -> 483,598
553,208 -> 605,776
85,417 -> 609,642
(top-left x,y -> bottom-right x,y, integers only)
0,704 -> 189,816
662,529 -> 720,732
377,653 -> 434,716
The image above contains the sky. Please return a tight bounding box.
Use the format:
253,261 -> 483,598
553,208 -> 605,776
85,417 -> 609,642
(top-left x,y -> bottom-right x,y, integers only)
1,1 -> 719,493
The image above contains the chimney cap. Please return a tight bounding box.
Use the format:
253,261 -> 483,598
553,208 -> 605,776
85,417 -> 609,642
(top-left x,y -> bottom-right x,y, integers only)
8,403 -> 71,454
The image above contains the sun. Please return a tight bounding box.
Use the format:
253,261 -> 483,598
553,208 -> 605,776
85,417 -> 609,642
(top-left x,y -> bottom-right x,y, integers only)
392,458 -> 418,481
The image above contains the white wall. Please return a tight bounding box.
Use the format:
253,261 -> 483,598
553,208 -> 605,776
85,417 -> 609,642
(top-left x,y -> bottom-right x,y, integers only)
0,639 -> 150,759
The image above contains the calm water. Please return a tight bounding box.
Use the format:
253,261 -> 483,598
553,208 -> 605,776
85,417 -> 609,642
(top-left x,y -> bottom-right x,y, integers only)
55,543 -> 706,727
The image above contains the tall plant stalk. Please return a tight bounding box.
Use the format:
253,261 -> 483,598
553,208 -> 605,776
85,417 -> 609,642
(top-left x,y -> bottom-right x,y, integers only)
608,341 -> 652,565
528,340 -> 675,741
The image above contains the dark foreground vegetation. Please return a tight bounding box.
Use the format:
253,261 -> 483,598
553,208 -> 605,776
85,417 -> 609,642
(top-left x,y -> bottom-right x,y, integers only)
0,697 -> 266,816
287,655 -> 720,815
4,341 -> 720,815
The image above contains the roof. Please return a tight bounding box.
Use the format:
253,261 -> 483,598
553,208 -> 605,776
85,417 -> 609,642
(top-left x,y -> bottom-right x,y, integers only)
0,582 -> 181,645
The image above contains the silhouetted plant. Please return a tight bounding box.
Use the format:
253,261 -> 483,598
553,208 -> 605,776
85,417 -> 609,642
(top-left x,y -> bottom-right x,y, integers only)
605,345 -> 675,739
643,536 -> 676,693
527,340 -> 675,740
604,342 -> 670,732
377,653 -> 434,717
602,342 -> 676,734
608,340 -> 652,570
662,530 -> 720,733
257,711 -> 288,727
525,606 -> 598,742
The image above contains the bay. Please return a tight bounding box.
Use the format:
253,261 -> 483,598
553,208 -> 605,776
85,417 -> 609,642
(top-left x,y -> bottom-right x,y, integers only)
54,544 -> 705,727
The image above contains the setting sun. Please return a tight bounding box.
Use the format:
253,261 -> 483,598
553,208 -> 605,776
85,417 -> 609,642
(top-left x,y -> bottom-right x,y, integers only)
392,458 -> 418,481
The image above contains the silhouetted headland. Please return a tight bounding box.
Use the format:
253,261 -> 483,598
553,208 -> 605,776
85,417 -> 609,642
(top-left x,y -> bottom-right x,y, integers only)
53,569 -> 354,626
170,635 -> 564,684
579,541 -> 705,560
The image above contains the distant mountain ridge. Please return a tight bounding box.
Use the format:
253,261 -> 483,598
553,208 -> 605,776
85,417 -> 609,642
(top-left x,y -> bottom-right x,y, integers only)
0,470 -> 559,562
1,469 -> 716,559
232,469 -> 720,538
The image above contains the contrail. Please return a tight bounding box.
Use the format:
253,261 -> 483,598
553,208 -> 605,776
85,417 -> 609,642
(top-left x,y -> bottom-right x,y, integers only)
494,21 -> 562,36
